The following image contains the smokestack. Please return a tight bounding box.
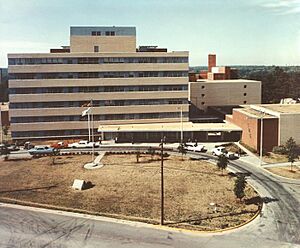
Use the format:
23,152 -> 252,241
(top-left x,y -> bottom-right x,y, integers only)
208,54 -> 216,72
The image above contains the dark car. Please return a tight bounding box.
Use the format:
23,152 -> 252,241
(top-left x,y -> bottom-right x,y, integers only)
0,144 -> 10,155
6,144 -> 20,152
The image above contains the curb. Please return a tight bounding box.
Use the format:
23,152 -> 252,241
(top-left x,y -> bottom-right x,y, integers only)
0,196 -> 262,235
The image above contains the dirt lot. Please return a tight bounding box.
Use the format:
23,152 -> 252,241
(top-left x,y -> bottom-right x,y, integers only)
266,166 -> 300,179
0,153 -> 260,231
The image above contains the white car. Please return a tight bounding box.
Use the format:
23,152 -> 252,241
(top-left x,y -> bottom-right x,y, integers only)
184,143 -> 206,152
211,146 -> 238,159
68,140 -> 99,149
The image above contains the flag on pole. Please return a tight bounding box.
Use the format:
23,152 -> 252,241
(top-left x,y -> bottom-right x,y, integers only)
81,107 -> 91,117
81,101 -> 92,107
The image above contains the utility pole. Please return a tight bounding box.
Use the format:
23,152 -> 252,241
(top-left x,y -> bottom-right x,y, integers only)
160,137 -> 165,225
180,106 -> 183,144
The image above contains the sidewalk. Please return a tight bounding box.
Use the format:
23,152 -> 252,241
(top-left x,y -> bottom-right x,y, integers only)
234,142 -> 265,167
234,142 -> 300,169
262,161 -> 300,168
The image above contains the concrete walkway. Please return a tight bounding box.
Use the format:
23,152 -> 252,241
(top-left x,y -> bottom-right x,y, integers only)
84,151 -> 106,170
234,142 -> 266,167
262,161 -> 300,168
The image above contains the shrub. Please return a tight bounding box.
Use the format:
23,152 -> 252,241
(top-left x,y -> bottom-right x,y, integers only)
272,146 -> 287,155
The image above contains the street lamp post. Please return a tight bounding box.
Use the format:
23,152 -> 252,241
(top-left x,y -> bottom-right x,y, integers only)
259,111 -> 265,166
160,137 -> 165,225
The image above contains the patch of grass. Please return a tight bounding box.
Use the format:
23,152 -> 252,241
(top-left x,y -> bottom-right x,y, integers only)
0,154 -> 260,231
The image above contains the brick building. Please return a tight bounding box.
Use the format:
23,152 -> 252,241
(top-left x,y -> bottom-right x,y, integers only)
226,104 -> 300,152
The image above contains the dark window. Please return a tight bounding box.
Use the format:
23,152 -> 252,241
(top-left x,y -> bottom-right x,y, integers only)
201,85 -> 205,89
94,46 -> 99,52
201,94 -> 205,97
244,93 -> 247,96
243,101 -> 247,104
244,85 -> 247,88
105,31 -> 115,36
96,31 -> 101,36
201,102 -> 205,105
91,31 -> 96,36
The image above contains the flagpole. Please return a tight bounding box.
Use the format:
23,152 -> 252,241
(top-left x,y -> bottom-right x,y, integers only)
91,99 -> 95,161
87,111 -> 91,142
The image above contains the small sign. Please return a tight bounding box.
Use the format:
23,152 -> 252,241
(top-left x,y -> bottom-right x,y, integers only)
72,179 -> 85,190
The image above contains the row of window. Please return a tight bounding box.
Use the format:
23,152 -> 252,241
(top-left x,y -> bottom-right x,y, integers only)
200,85 -> 248,89
91,31 -> 115,36
193,92 -> 247,99
9,84 -> 188,94
200,101 -> 247,105
11,112 -> 189,123
9,71 -> 188,80
12,129 -> 91,138
8,57 -> 188,65
10,99 -> 188,109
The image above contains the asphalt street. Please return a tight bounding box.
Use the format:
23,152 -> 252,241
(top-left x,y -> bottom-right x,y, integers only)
0,146 -> 299,247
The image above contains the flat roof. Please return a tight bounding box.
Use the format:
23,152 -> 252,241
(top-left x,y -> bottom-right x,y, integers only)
259,104 -> 300,114
8,51 -> 188,57
194,79 -> 261,83
237,107 -> 276,119
98,121 -> 242,132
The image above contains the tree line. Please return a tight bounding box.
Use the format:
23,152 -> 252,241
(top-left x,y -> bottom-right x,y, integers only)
239,66 -> 300,104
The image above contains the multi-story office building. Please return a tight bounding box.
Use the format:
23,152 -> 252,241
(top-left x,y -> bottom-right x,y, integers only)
189,79 -> 261,111
8,26 -> 189,140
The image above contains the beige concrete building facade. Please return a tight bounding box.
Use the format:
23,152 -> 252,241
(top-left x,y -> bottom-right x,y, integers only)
189,79 -> 261,111
8,26 -> 189,140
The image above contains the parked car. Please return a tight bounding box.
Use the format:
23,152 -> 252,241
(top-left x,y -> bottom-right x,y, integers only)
211,146 -> 238,160
24,141 -> 34,150
0,144 -> 10,155
51,141 -> 69,149
28,146 -> 59,155
68,140 -> 99,149
184,142 -> 206,152
6,144 -> 20,152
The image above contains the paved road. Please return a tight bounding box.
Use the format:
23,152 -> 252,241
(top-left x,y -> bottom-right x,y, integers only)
0,203 -> 297,248
1,146 -> 300,247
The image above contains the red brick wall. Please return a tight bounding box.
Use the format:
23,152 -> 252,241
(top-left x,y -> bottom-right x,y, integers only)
199,71 -> 208,79
258,118 -> 279,152
228,110 -> 259,151
227,110 -> 279,152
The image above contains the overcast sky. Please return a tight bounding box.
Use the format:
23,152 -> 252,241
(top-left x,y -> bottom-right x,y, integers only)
0,0 -> 299,67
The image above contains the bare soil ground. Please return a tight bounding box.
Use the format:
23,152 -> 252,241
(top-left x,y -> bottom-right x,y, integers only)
266,166 -> 300,179
0,153 -> 260,231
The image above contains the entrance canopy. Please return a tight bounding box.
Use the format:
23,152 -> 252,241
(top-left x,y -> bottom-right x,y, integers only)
98,121 -> 242,133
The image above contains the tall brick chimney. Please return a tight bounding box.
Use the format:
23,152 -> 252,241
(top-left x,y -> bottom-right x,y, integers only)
208,54 -> 216,72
